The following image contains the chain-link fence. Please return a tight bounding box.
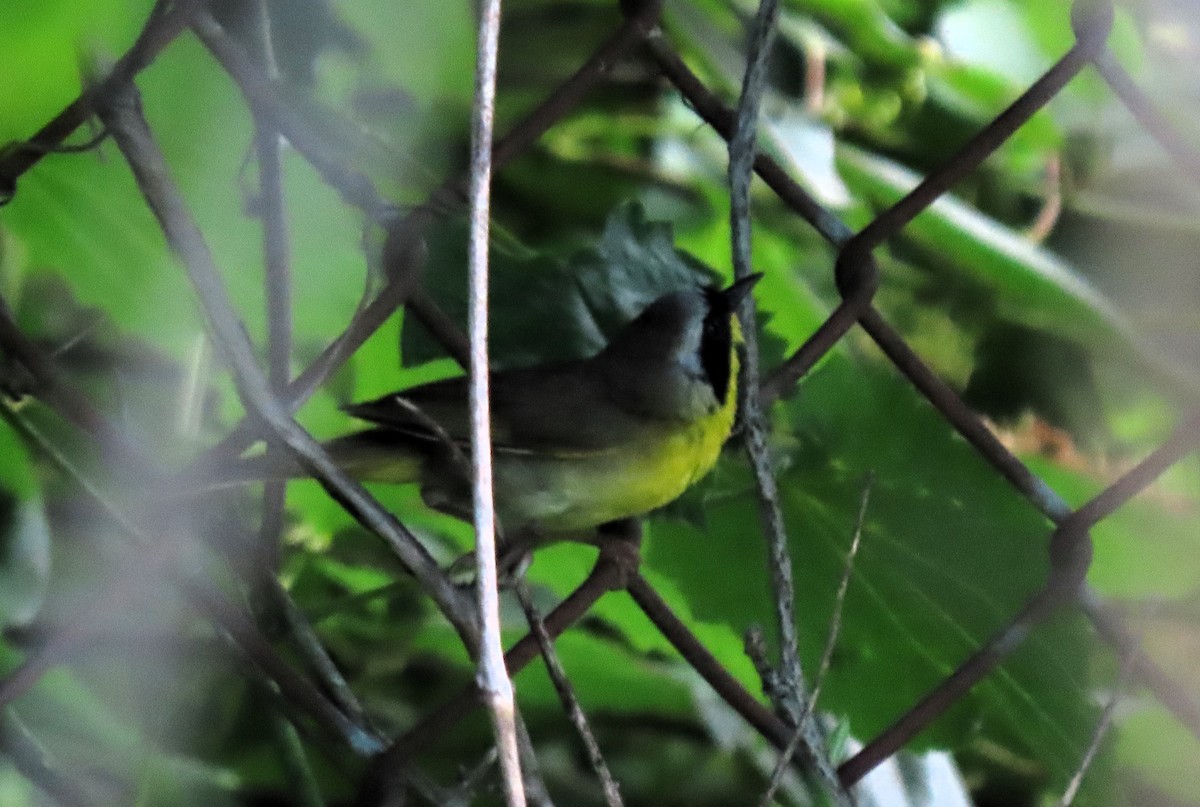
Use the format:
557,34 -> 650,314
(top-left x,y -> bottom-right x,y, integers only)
0,0 -> 1197,805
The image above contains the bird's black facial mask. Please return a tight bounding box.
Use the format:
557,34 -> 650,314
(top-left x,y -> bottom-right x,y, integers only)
699,287 -> 734,405
700,274 -> 761,404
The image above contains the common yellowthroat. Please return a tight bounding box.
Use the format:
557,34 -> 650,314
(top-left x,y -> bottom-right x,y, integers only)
237,274 -> 761,535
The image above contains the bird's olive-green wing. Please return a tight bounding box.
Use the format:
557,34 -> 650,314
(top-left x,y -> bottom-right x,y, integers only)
342,363 -> 655,455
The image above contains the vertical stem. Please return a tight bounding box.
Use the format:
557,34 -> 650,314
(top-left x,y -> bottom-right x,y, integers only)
253,0 -> 292,576
466,0 -> 525,804
254,2 -> 290,395
727,6 -> 849,801
728,0 -> 801,700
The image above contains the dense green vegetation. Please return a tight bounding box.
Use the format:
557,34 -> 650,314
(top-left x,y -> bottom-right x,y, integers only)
1,1 -> 1199,805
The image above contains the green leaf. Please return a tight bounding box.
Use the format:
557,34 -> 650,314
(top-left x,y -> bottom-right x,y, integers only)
836,145 -> 1136,349
1116,701 -> 1200,805
647,356 -> 1099,786
515,630 -> 695,717
790,0 -> 919,70
403,202 -> 724,368
922,59 -> 1063,175
4,35 -> 372,362
0,0 -> 154,143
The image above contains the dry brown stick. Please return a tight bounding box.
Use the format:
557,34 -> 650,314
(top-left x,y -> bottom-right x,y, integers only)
723,7 -> 847,802
248,0 -> 293,580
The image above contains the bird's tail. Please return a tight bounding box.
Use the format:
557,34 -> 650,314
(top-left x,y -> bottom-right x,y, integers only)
182,429 -> 426,492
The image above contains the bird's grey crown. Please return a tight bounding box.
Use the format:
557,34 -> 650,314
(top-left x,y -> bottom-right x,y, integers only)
594,287 -> 723,421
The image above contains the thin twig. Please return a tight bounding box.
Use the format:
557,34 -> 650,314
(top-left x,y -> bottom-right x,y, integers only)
191,11 -> 387,218
355,534 -> 640,806
252,0 -> 293,578
465,0 -> 524,801
11,125 -> 111,157
234,9 -> 366,762
1025,155 -> 1062,243
625,573 -> 826,781
448,749 -> 501,807
0,298 -> 145,466
727,0 -> 800,711
188,269 -> 418,473
513,715 -> 556,807
0,0 -> 203,191
191,573 -> 388,755
726,3 -> 849,803
0,710 -> 99,807
760,476 -> 870,807
1057,627 -> 1144,807
515,580 -> 624,807
809,479 -> 869,715
267,577 -> 371,726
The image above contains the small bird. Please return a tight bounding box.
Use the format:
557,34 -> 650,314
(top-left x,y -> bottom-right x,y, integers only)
237,274 -> 761,537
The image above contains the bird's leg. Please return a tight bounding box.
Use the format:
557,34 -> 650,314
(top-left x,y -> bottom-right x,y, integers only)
445,526 -> 539,589
593,518 -> 643,589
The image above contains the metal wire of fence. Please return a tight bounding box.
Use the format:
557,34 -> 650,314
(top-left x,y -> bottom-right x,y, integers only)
0,0 -> 1198,804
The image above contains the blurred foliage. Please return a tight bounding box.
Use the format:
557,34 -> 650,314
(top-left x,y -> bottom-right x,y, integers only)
1,0 -> 1200,806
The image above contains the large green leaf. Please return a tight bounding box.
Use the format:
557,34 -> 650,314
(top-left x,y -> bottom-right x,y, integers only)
837,146 -> 1135,346
1116,702 -> 1200,804
0,1 -> 154,143
646,356 -> 1101,791
403,202 -> 724,369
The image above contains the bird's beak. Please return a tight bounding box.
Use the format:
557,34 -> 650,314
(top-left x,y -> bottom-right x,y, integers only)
722,273 -> 764,308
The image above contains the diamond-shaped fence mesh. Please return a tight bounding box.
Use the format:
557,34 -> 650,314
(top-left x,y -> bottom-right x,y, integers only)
0,1 -> 1197,805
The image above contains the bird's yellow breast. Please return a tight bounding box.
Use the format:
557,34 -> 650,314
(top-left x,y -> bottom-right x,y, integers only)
492,347 -> 740,533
